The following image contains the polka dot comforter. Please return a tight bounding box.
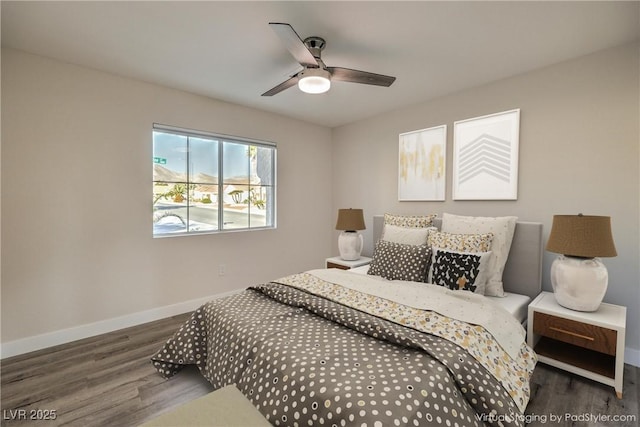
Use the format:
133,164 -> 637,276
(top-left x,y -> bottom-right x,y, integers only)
152,276 -> 535,427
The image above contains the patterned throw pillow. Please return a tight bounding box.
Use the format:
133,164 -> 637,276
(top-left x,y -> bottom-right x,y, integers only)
428,249 -> 492,294
428,231 -> 494,253
383,213 -> 437,228
368,240 -> 431,282
441,213 -> 517,297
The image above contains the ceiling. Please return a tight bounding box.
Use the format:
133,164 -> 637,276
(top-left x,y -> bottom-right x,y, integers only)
2,1 -> 639,128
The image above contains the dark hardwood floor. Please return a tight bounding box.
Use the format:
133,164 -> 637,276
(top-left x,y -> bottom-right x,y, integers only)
527,363 -> 638,426
1,314 -> 214,427
1,313 -> 638,426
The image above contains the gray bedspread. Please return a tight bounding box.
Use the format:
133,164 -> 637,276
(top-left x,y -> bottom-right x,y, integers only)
152,280 -> 532,427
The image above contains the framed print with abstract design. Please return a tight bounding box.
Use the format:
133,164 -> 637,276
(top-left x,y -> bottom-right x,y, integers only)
452,109 -> 520,200
398,125 -> 446,201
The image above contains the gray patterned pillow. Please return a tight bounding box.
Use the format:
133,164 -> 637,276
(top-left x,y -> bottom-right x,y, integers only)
428,248 -> 491,294
368,240 -> 431,282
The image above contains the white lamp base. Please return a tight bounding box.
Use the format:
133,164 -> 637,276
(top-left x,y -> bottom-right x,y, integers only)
550,255 -> 608,312
338,231 -> 363,261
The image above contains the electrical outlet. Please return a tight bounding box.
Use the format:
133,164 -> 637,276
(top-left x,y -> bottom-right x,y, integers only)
218,264 -> 226,276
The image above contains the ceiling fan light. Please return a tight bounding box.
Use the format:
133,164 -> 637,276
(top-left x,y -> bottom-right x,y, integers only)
298,68 -> 331,94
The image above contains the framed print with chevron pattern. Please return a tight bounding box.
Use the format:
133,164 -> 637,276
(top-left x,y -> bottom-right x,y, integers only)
452,109 -> 520,200
398,125 -> 447,201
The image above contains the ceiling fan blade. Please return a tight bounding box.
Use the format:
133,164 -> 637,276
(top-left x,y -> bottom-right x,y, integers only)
269,22 -> 318,68
261,75 -> 299,96
328,67 -> 396,87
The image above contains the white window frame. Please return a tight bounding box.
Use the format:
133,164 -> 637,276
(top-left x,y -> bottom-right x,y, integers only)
152,123 -> 277,237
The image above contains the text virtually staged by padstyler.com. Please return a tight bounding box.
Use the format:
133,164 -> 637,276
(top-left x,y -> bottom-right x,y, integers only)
475,412 -> 638,425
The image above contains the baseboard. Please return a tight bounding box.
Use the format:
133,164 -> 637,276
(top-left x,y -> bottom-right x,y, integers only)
0,289 -> 242,359
625,347 -> 640,368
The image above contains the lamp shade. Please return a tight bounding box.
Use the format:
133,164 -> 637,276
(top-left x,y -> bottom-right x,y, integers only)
546,214 -> 617,258
335,209 -> 366,231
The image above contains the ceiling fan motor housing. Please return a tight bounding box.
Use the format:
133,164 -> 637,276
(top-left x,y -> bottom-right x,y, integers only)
303,36 -> 326,59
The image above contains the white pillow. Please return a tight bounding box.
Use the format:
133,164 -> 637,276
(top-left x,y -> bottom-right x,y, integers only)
382,224 -> 437,246
441,213 -> 517,297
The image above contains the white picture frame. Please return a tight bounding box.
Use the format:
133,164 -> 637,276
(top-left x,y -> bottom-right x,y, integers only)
398,124 -> 447,201
452,109 -> 520,200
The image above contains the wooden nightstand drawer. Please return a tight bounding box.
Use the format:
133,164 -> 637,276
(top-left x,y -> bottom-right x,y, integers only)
533,312 -> 616,355
326,261 -> 350,270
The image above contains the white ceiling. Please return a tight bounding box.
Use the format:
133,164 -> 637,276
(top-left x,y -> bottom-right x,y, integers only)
2,1 -> 639,128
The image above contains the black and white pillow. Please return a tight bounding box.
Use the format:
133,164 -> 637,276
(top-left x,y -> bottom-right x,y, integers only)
428,249 -> 491,294
368,240 -> 431,282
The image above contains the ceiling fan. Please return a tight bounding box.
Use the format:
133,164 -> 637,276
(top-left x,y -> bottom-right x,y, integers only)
262,22 -> 396,96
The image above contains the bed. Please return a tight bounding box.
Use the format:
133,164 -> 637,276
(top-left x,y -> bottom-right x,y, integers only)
152,214 -> 543,427
371,215 -> 543,326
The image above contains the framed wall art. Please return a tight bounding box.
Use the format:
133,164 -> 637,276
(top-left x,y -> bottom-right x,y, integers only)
452,109 -> 520,200
398,124 -> 446,201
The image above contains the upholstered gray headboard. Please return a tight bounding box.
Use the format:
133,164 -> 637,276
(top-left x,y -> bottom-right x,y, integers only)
372,216 -> 543,299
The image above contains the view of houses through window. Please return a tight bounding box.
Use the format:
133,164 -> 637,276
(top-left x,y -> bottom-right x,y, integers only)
152,125 -> 276,236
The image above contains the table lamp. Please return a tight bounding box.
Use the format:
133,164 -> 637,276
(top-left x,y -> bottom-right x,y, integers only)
546,214 -> 617,311
335,208 -> 366,260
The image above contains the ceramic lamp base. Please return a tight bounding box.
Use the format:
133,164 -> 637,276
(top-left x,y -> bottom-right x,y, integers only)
338,231 -> 363,261
550,255 -> 608,312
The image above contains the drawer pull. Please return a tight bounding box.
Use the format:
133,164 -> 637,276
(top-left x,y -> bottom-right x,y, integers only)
549,326 -> 594,341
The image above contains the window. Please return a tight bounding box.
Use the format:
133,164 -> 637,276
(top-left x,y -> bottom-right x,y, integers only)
152,124 -> 276,237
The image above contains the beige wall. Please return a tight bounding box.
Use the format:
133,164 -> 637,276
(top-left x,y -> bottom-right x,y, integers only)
332,43 -> 640,356
2,43 -> 639,361
1,49 -> 333,343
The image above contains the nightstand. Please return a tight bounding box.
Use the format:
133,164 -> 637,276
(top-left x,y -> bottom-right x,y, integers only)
527,291 -> 626,398
325,256 -> 372,270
